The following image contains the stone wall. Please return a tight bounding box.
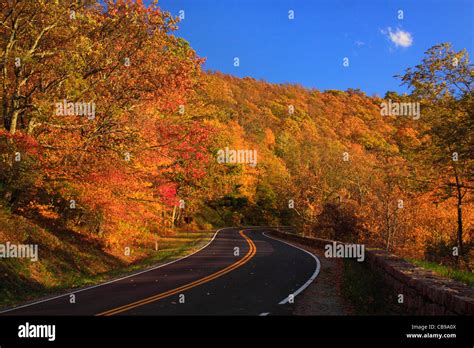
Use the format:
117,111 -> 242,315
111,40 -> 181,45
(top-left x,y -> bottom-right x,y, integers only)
270,228 -> 474,315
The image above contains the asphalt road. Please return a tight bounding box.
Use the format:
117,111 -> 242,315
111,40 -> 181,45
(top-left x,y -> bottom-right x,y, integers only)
1,227 -> 320,316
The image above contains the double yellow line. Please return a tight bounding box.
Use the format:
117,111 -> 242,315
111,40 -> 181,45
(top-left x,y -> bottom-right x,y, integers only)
96,230 -> 256,316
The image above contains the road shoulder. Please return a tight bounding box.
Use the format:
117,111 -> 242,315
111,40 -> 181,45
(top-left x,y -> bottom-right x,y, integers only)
268,233 -> 354,315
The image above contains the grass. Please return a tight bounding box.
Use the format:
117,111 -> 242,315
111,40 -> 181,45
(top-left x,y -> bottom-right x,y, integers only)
408,259 -> 474,287
1,231 -> 215,308
85,230 -> 216,283
341,257 -> 473,315
341,259 -> 404,315
0,203 -> 216,309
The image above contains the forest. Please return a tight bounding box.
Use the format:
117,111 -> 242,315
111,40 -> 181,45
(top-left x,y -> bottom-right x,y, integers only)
0,0 -> 472,288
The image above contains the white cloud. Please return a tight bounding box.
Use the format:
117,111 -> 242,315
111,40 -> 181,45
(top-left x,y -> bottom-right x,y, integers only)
382,27 -> 413,48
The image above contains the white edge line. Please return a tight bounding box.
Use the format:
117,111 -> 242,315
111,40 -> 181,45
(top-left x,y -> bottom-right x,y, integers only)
262,231 -> 321,305
0,227 -> 229,314
259,312 -> 270,316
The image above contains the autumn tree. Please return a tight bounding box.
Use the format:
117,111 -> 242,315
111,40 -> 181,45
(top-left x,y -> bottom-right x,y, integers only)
399,43 -> 473,260
0,0 -> 207,245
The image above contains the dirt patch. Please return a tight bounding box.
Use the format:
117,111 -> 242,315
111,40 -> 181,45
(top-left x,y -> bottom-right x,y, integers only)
277,238 -> 354,315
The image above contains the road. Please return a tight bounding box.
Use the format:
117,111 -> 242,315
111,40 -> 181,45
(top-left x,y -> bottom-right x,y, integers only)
1,227 -> 320,316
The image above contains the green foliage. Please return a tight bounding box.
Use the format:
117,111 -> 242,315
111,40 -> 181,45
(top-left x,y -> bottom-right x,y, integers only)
409,258 -> 474,286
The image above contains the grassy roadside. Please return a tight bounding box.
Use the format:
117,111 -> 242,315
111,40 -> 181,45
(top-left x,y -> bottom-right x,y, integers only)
0,204 -> 216,309
342,257 -> 473,315
407,259 -> 474,287
77,230 -> 216,286
341,259 -> 403,315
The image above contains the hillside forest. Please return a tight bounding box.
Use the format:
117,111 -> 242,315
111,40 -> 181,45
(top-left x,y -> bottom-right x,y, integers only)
0,0 -> 472,281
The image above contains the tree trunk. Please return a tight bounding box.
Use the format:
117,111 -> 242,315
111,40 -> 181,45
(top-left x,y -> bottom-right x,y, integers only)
9,110 -> 19,135
452,163 -> 464,260
27,117 -> 36,135
171,205 -> 177,228
456,195 -> 463,258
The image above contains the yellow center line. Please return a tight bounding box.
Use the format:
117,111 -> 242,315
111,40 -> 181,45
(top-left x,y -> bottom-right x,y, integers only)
96,230 -> 256,316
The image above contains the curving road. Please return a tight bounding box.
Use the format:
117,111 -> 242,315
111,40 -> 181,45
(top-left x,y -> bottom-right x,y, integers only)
1,227 -> 320,316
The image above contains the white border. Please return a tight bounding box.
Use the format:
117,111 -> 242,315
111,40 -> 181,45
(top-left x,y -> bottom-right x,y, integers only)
262,231 -> 321,305
0,227 -> 227,314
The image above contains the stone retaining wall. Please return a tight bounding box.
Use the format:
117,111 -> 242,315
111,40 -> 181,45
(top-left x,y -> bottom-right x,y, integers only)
270,228 -> 474,315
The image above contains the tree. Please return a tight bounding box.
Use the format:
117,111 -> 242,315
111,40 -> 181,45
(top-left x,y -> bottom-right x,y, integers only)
0,0 -> 207,246
399,43 -> 473,260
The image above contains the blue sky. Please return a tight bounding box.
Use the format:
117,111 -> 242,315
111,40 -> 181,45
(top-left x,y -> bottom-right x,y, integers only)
154,0 -> 473,95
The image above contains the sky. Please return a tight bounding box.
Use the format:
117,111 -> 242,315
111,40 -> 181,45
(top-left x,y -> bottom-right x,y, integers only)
153,0 -> 473,95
